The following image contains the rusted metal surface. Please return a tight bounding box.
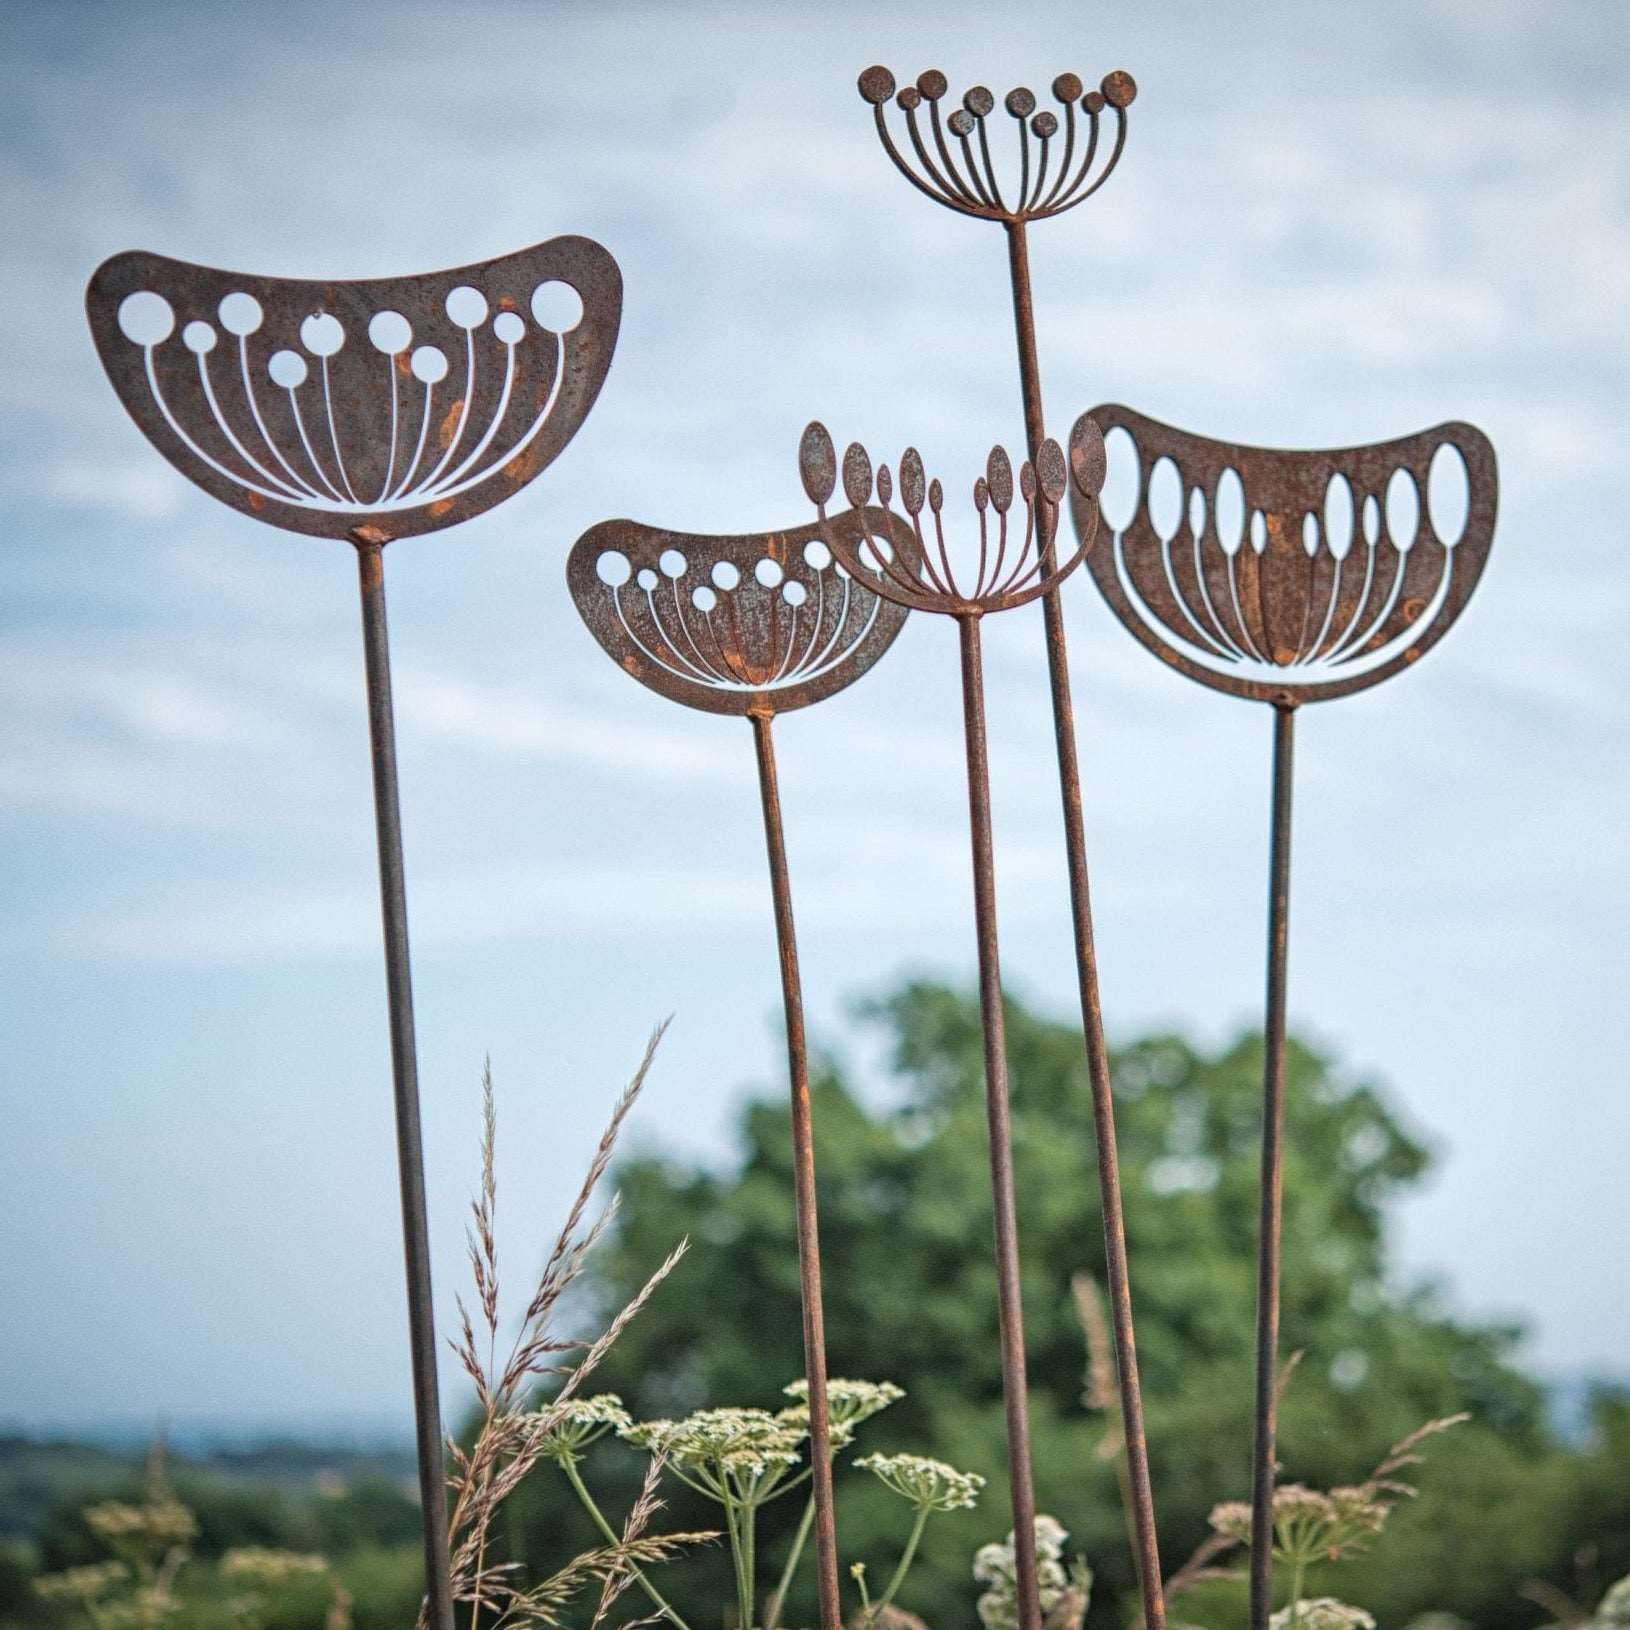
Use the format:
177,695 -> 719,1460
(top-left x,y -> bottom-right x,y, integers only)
85,234 -> 625,1630
1069,405 -> 1498,1630
803,420 -> 1105,1630
86,237 -> 621,540
857,66 -> 1135,223
567,509 -> 917,1630
856,64 -> 1169,1630
566,510 -> 915,716
1070,405 -> 1498,705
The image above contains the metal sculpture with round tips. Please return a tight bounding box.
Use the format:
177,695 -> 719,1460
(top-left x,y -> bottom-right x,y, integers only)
567,504 -> 917,1630
801,417 -> 1107,1630
85,236 -> 625,1630
1069,402 -> 1497,1630
854,63 -> 1166,1630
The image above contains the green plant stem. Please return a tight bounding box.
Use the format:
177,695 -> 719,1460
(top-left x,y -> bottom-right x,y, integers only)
744,1493 -> 757,1628
1287,1552 -> 1307,1629
764,1492 -> 817,1630
871,1505 -> 930,1625
722,1486 -> 752,1630
560,1456 -> 692,1630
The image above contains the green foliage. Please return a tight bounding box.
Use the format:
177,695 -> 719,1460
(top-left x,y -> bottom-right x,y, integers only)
511,980 -> 1616,1630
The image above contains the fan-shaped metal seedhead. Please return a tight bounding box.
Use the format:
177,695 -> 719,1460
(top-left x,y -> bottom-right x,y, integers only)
857,65 -> 1135,224
567,510 -> 918,718
1070,405 -> 1497,705
86,236 -> 622,541
799,418 -> 1105,617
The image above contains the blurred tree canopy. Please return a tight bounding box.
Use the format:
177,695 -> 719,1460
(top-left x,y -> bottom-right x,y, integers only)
504,981 -> 1628,1630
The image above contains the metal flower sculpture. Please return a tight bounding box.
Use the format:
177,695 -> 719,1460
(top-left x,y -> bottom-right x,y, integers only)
855,66 -> 1166,1630
1070,402 -> 1497,1630
801,418 -> 1106,1630
86,236 -> 624,1630
567,505 -> 917,1630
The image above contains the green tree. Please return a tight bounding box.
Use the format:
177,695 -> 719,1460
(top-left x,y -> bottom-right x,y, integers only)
504,982 -> 1611,1629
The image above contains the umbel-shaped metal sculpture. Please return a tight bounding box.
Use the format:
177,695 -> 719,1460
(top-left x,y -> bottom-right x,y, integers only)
1069,404 -> 1497,1630
855,64 -> 1168,1630
86,236 -> 624,1630
800,418 -> 1104,1630
567,505 -> 918,1630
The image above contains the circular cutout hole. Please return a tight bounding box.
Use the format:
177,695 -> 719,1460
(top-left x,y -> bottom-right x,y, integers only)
217,292 -> 262,336
1215,468 -> 1245,554
755,558 -> 783,587
1386,467 -> 1420,550
636,567 -> 659,592
1324,472 -> 1354,560
595,550 -> 631,587
117,291 -> 174,346
783,580 -> 808,607
1147,456 -> 1183,543
1100,427 -> 1138,532
445,285 -> 488,328
368,310 -> 412,354
531,280 -> 583,332
711,560 -> 740,590
300,312 -> 345,356
659,548 -> 688,579
493,310 -> 525,345
411,345 -> 449,384
1428,443 -> 1469,545
268,349 -> 308,389
182,320 -> 217,354
691,585 -> 717,612
803,539 -> 832,570
860,537 -> 894,570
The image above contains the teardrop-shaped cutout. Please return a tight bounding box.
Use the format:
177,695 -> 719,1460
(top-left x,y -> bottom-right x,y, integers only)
1428,442 -> 1469,545
1148,456 -> 1183,543
1362,492 -> 1381,546
1324,472 -> 1354,560
1188,484 -> 1207,540
1215,467 -> 1245,555
1302,511 -> 1320,556
1099,426 -> 1138,532
1249,509 -> 1267,554
1386,467 -> 1420,551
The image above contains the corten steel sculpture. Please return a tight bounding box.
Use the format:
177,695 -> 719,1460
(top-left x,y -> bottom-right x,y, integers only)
566,506 -> 918,1630
801,418 -> 1106,1630
855,64 -> 1168,1630
1068,404 -> 1497,1630
86,236 -> 624,1630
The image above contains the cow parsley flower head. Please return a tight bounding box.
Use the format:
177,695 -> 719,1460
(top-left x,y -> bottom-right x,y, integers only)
623,1407 -> 804,1505
974,1516 -> 1090,1630
857,1452 -> 985,1511
532,1393 -> 634,1460
783,1377 -> 905,1427
1269,1599 -> 1375,1630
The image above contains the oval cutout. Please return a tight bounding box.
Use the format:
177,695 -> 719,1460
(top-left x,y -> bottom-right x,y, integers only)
1362,492 -> 1381,546
1323,473 -> 1354,560
1147,457 -> 1183,543
1215,467 -> 1245,555
711,560 -> 740,591
1302,511 -> 1320,556
1428,442 -> 1470,545
1386,468 -> 1420,551
1249,510 -> 1267,554
1188,484 -> 1207,540
1100,426 -> 1139,532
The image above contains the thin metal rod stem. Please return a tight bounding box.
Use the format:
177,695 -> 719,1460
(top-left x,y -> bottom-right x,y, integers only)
956,614 -> 1043,1630
1250,702 -> 1296,1630
749,711 -> 843,1630
353,539 -> 455,1630
1002,218 -> 1167,1630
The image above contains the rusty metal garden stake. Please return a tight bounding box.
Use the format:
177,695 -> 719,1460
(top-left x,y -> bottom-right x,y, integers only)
1069,404 -> 1497,1627
566,507 -> 917,1630
86,237 -> 624,1630
801,418 -> 1105,1630
856,65 -> 1167,1628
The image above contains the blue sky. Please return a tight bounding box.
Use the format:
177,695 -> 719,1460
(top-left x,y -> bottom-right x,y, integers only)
2,0 -> 1626,1432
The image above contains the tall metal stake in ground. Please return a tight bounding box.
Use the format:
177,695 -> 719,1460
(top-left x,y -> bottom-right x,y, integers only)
856,64 -> 1167,1627
566,504 -> 918,1630
86,238 -> 624,1630
1068,404 -> 1497,1628
802,418 -> 1106,1630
